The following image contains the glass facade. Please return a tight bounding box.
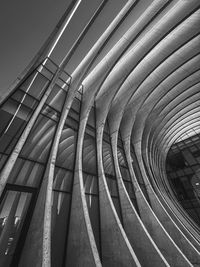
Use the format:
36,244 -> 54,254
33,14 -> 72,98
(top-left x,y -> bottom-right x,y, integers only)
166,132 -> 200,226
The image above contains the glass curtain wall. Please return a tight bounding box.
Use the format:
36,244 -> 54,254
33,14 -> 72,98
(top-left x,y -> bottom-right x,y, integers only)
166,132 -> 200,226
0,58 -> 71,266
0,62 -> 150,265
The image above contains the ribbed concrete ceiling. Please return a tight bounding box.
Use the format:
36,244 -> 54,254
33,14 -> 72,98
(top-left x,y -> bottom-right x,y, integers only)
78,0 -> 200,197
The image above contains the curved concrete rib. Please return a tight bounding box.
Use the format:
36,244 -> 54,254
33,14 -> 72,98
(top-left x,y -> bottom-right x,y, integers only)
124,66 -> 200,264
96,123 -> 141,267
117,42 -> 200,255
145,122 -> 200,243
122,136 -> 193,267
73,90 -> 141,266
144,110 -> 200,248
146,98 -> 200,235
83,0 -> 171,97
110,132 -> 169,267
1,1 -> 141,265
30,1 -> 142,265
135,140 -> 200,266
129,65 -> 199,247
95,0 -> 199,104
121,60 -> 200,265
92,6 -> 200,265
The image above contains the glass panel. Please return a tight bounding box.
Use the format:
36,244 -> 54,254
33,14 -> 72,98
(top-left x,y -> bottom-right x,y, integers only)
19,71 -> 49,99
85,126 -> 95,138
20,113 -> 57,163
0,154 -> 8,170
8,159 -> 44,188
56,126 -> 77,170
11,90 -> 38,109
53,168 -> 73,193
42,105 -> 59,122
70,97 -> 81,114
65,116 -> 79,131
83,134 -> 97,174
85,194 -> 100,253
112,197 -> 123,223
117,148 -> 126,167
0,65 -> 54,159
120,167 -> 130,181
68,108 -> 79,122
0,100 -> 34,154
105,176 -> 118,197
51,192 -> 71,267
0,191 -> 32,266
102,140 -> 115,176
167,133 -> 200,226
46,85 -> 66,113
124,181 -> 135,199
83,174 -> 98,195
87,107 -> 95,128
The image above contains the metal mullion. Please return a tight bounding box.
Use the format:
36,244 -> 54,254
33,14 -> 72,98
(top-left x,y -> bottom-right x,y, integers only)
5,183 -> 37,193
53,189 -> 71,195
85,192 -> 99,198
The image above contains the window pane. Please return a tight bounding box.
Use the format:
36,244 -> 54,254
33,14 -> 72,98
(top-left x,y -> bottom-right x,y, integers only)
0,191 -> 32,266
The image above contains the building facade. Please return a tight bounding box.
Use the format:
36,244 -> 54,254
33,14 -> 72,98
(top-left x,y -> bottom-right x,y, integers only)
0,0 -> 200,266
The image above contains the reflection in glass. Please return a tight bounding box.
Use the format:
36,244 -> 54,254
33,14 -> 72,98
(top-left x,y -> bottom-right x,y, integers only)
0,191 -> 31,266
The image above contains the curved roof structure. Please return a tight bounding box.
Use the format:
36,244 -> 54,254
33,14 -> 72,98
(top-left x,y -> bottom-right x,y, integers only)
0,0 -> 200,266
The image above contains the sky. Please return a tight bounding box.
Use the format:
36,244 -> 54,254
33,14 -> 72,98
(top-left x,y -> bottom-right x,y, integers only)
0,0 -> 122,94
0,0 -> 152,95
